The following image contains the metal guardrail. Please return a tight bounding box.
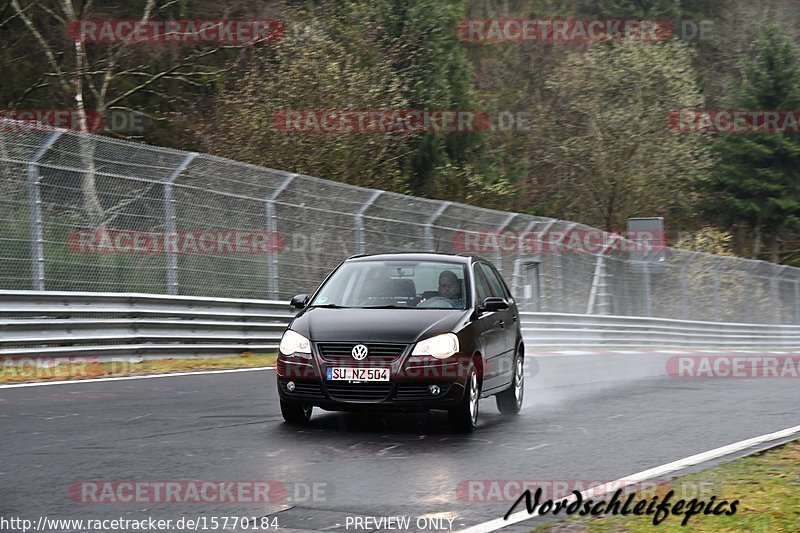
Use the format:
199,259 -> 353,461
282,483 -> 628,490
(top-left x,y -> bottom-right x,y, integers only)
0,291 -> 293,357
521,313 -> 800,348
1,291 -> 799,358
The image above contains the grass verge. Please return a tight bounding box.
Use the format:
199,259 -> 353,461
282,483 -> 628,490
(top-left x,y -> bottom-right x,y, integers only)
0,352 -> 277,384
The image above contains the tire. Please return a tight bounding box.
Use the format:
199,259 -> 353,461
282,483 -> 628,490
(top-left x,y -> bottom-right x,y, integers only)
280,399 -> 312,424
448,365 -> 480,432
496,352 -> 524,415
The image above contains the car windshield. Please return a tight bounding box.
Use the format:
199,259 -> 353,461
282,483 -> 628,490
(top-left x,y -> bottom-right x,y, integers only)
310,260 -> 469,310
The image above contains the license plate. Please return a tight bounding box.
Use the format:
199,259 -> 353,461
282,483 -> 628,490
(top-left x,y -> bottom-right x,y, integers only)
326,367 -> 390,381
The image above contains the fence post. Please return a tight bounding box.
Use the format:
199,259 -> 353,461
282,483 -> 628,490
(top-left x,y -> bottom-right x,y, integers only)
552,223 -> 575,313
493,213 -> 517,273
795,277 -> 800,325
586,233 -> 615,315
424,201 -> 451,251
712,258 -> 723,321
354,190 -> 382,256
770,270 -> 779,324
679,253 -> 695,319
772,265 -> 790,324
163,152 -> 198,295
27,131 -> 63,291
513,218 -> 540,304
534,220 -> 556,311
642,262 -> 652,317
742,263 -> 758,323
265,173 -> 297,300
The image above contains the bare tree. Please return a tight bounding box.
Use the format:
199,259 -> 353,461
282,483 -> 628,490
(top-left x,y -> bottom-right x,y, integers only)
8,0 -> 267,230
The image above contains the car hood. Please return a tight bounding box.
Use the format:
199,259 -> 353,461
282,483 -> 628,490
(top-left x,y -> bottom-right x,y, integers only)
291,307 -> 469,344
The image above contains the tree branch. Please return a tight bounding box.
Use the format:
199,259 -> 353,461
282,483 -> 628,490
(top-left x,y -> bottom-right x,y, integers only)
10,0 -> 70,93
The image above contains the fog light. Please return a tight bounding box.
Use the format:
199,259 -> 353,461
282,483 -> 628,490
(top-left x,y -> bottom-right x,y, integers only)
429,385 -> 441,395
286,381 -> 296,392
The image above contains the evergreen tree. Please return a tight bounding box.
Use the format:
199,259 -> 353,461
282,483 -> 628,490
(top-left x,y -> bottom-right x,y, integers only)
701,27 -> 800,262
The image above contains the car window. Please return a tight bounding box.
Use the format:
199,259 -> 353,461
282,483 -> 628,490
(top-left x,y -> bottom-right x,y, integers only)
479,263 -> 509,299
473,265 -> 492,304
310,260 -> 468,309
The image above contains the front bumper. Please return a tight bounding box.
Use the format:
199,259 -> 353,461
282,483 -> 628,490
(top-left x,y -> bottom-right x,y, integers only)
276,346 -> 472,412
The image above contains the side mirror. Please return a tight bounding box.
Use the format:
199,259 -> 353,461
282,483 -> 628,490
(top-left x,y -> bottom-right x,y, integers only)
290,294 -> 309,309
482,297 -> 509,312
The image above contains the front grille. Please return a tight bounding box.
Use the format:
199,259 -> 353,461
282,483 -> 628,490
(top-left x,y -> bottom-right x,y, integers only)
317,343 -> 407,366
394,383 -> 452,400
325,381 -> 393,401
280,380 -> 323,398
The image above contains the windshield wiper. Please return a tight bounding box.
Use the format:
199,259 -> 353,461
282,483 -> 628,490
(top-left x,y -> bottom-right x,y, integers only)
310,303 -> 347,308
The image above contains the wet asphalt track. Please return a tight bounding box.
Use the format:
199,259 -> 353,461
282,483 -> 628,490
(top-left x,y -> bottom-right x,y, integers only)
2,351 -> 798,532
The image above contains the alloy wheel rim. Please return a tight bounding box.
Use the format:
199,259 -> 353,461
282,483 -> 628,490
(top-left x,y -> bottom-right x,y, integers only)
469,370 -> 479,424
514,358 -> 523,406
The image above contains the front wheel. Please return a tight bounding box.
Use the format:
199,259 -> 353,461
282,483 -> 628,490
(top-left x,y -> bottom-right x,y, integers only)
448,365 -> 480,432
280,399 -> 312,424
496,353 -> 524,415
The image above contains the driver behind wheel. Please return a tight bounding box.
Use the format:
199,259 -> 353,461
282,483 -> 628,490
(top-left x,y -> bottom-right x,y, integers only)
437,270 -> 463,306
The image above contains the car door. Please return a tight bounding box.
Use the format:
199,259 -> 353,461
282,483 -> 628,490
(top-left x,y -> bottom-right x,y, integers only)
473,264 -> 505,392
478,263 -> 517,387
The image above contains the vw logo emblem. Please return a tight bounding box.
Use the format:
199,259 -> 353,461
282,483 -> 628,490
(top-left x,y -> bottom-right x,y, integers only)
351,344 -> 368,360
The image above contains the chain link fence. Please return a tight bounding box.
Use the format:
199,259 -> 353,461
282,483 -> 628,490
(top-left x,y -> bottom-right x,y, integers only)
1,119 -> 799,324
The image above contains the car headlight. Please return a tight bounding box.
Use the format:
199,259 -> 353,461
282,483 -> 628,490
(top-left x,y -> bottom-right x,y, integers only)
411,333 -> 459,359
279,330 -> 311,357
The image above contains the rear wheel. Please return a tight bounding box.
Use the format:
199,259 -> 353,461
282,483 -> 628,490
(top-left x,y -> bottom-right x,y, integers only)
280,399 -> 312,424
496,352 -> 523,415
448,365 -> 480,432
